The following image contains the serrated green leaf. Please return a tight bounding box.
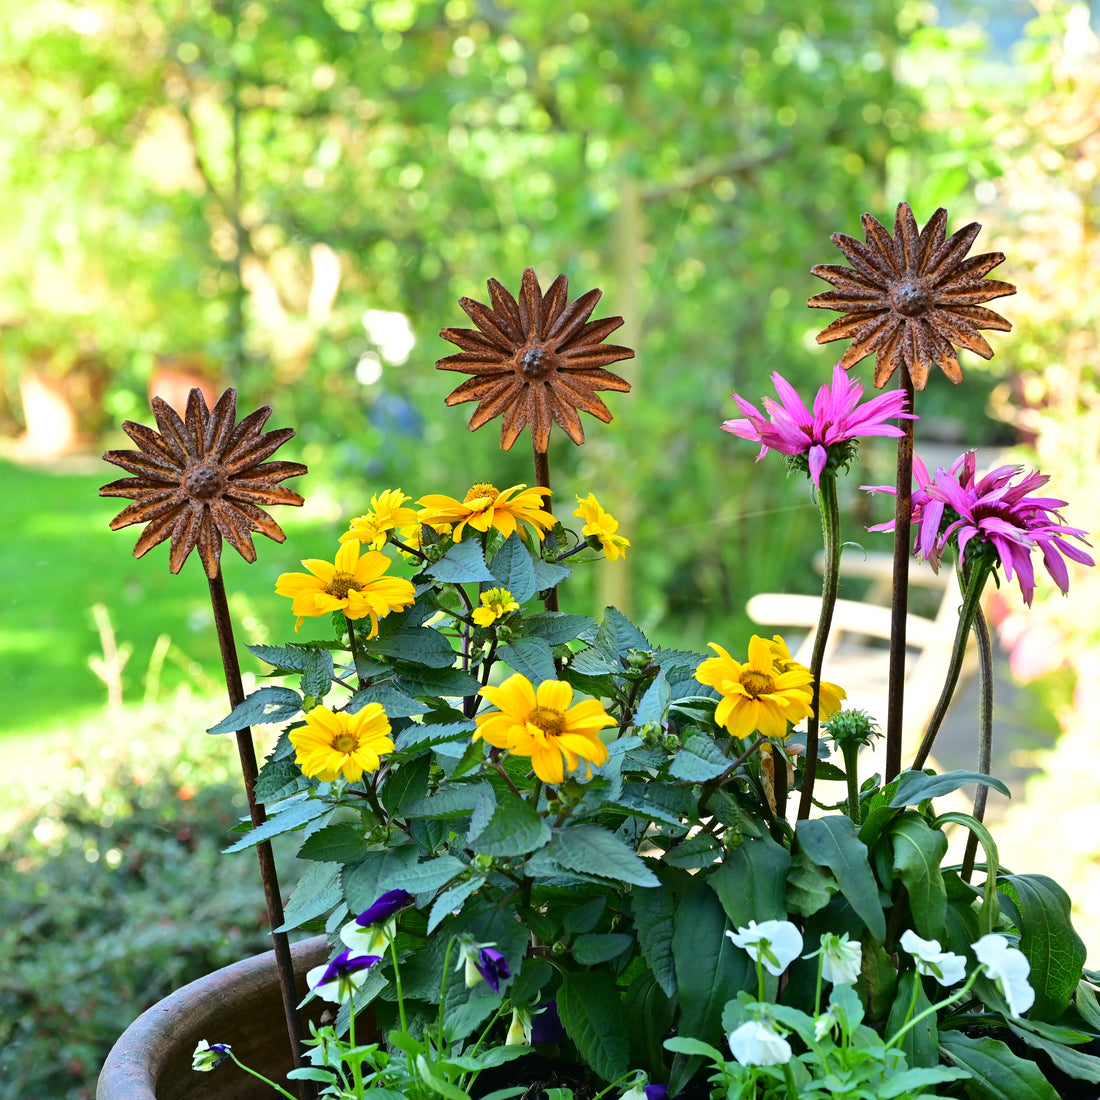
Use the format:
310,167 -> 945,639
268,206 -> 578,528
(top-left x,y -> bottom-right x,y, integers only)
519,612 -> 599,646
341,847 -> 419,913
890,768 -> 1010,807
572,933 -> 633,965
530,555 -> 571,592
711,833 -> 791,926
248,642 -> 311,671
380,752 -> 430,817
889,812 -> 948,939
427,875 -> 486,933
632,883 -> 678,997
488,533 -> 538,603
396,666 -> 482,697
939,1032 -> 1059,1099
547,824 -> 659,887
369,628 -> 457,668
345,682 -> 430,718
785,846 -> 837,917
297,821 -> 367,863
468,792 -> 550,856
395,855 -> 466,895
301,647 -> 335,698
669,734 -> 729,782
613,782 -> 697,827
557,969 -> 630,1082
425,539 -> 496,584
999,874 -> 1087,1022
253,760 -> 306,803
207,686 -> 302,734
796,815 -> 885,941
635,671 -> 671,725
395,720 -> 476,751
498,635 -> 557,684
275,860 -> 342,931
663,832 -> 721,869
403,782 -> 490,818
222,794 -> 329,852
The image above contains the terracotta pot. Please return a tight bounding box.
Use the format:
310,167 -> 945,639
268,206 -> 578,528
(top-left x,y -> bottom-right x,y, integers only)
97,936 -> 330,1100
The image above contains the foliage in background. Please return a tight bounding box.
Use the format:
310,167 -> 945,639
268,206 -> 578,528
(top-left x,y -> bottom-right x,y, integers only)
0,700 -> 302,1100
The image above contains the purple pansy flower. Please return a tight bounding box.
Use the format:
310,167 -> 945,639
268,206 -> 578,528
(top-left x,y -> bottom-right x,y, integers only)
306,949 -> 382,1003
355,889 -> 413,927
474,946 -> 511,994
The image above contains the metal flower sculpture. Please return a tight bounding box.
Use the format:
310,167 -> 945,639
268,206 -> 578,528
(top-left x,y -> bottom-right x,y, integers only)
808,202 -> 1016,389
437,267 -> 634,452
100,387 -> 306,578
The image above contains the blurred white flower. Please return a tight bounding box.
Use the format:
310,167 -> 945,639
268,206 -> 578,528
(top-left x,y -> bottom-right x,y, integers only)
726,919 -> 803,976
973,934 -> 1035,1017
818,932 -> 862,985
900,930 -> 967,986
728,1019 -> 792,1066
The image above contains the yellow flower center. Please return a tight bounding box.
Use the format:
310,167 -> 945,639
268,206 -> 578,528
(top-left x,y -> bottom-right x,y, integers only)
332,732 -> 358,753
325,571 -> 364,599
465,482 -> 500,504
739,670 -> 775,698
527,706 -> 565,737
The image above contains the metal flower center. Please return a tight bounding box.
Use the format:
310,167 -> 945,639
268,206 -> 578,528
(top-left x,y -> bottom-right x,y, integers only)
332,732 -> 358,753
889,279 -> 934,318
517,343 -> 556,380
325,571 -> 364,599
465,482 -> 500,504
740,670 -> 775,698
528,706 -> 566,737
182,462 -> 226,500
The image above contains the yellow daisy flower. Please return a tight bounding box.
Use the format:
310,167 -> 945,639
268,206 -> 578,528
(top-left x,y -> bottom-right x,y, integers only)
573,493 -> 630,562
763,634 -> 847,720
340,489 -> 419,550
275,539 -> 416,634
472,587 -> 520,627
694,635 -> 815,740
417,483 -> 554,543
290,703 -> 394,782
475,673 -> 616,785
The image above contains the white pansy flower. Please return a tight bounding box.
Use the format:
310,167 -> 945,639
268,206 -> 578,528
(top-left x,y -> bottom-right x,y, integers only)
505,1007 -> 532,1046
972,934 -> 1035,1017
726,920 -> 803,976
813,1004 -> 840,1042
899,929 -> 967,986
818,932 -> 862,986
728,1019 -> 792,1066
192,1040 -> 231,1072
341,917 -> 395,956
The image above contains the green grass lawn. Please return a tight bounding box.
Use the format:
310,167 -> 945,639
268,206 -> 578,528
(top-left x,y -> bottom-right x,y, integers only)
0,456 -> 330,738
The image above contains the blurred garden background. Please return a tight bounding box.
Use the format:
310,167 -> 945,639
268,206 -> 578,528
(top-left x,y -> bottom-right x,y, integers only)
4,0 -> 1100,1095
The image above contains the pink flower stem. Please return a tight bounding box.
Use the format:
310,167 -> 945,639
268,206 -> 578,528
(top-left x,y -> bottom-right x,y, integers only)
533,444 -> 560,612
797,470 -> 841,820
206,570 -> 312,1100
911,560 -> 992,771
961,604 -> 994,883
885,381 -> 915,781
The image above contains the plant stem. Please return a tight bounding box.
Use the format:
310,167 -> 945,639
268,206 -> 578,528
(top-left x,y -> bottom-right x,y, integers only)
840,740 -> 862,825
911,561 -> 991,771
348,998 -> 364,1098
533,444 -> 560,612
962,604 -> 995,882
797,471 -> 841,820
207,569 -> 311,1099
226,1051 -> 299,1100
885,376 -> 915,782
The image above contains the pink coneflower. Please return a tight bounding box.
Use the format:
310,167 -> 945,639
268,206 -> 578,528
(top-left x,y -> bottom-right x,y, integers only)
865,450 -> 1093,606
722,363 -> 915,487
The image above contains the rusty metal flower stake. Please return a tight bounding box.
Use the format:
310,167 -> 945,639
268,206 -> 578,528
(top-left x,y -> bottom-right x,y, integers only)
808,203 -> 1016,785
101,387 -> 311,1095
438,267 -> 634,609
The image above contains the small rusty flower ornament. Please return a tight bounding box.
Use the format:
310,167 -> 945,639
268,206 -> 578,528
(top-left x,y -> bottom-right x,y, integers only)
437,267 -> 634,451
808,202 -> 1016,389
101,387 -> 306,578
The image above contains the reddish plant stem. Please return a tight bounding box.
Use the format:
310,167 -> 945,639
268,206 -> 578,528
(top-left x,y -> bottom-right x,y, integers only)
533,445 -> 560,612
885,374 -> 916,781
207,570 -> 312,1100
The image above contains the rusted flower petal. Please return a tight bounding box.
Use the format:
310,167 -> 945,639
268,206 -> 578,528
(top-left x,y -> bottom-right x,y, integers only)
101,387 -> 307,578
438,267 -> 634,451
808,202 -> 1016,389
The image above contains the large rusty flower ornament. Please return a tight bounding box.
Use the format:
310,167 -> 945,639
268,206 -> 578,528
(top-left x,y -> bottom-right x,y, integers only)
437,267 -> 634,451
808,202 -> 1016,389
101,387 -> 306,577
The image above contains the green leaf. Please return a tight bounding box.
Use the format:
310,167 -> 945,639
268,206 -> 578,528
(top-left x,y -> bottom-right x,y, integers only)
380,753 -> 430,817
999,874 -> 1087,1022
564,897 -> 605,934
785,846 -> 837,917
557,969 -> 631,1083
547,824 -> 659,887
395,720 -> 476,752
635,671 -> 671,725
796,815 -> 885,941
297,821 -> 367,863
663,832 -> 721,869
346,682 -> 430,717
425,539 -> 496,584
402,782 -> 489,818
519,612 -> 599,646
276,860 -> 342,931
248,642 -> 312,671
1008,1021 -> 1100,1084
663,1036 -> 725,1061
301,647 -> 335,698
530,555 -> 571,592
889,768 -> 1010,807
393,855 -> 467,895
468,792 -> 551,856
710,833 -> 792,927
253,760 -> 306,803
222,794 -> 330,852
632,876 -> 679,997
877,1067 -> 971,1097
1075,981 -> 1100,1032
427,875 -> 486,934
889,812 -> 948,939
614,782 -> 697,827
572,933 -> 633,965
624,969 -> 675,1077
669,734 -> 729,782
939,1032 -> 1059,1099
498,635 -> 557,684
369,627 -> 457,668
396,665 -> 482,697
488,533 -> 538,603
341,847 -> 420,913
207,686 -> 302,734
887,970 -> 938,1070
